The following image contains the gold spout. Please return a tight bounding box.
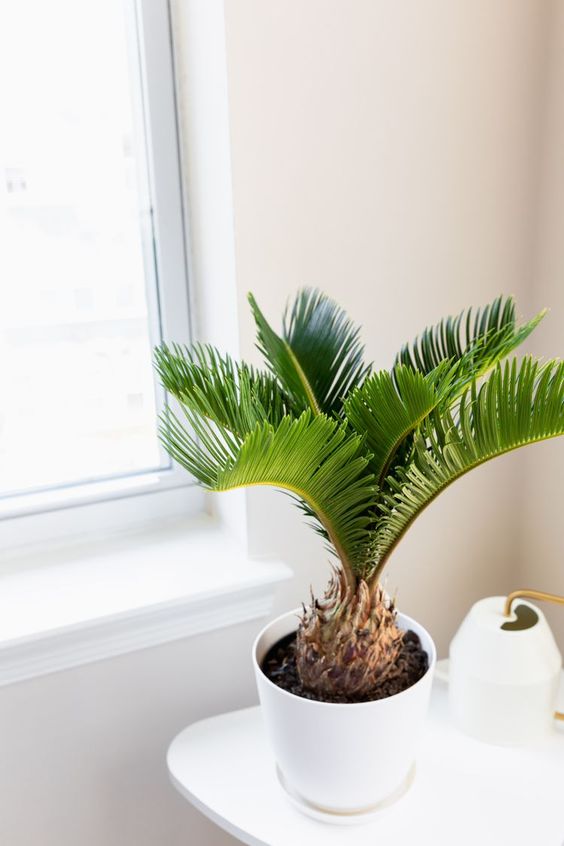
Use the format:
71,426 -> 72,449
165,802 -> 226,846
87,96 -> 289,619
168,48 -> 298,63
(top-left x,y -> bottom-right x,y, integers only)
504,588 -> 564,618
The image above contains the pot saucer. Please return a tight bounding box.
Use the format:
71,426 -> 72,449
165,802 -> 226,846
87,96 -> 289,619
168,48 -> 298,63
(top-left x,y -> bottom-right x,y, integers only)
275,762 -> 415,826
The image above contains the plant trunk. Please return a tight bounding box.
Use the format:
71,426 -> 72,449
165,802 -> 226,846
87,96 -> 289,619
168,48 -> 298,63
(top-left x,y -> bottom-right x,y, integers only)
296,569 -> 404,698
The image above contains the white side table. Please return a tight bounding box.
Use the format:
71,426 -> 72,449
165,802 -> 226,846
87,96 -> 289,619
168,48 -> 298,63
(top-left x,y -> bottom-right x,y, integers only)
167,668 -> 564,846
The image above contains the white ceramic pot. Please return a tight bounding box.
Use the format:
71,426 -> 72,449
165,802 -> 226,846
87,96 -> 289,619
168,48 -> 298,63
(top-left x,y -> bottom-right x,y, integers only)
449,596 -> 562,746
253,608 -> 436,815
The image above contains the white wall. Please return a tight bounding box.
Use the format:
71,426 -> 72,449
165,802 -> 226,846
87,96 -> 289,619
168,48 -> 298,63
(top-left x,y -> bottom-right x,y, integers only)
1,3 -> 562,845
0,623 -> 255,846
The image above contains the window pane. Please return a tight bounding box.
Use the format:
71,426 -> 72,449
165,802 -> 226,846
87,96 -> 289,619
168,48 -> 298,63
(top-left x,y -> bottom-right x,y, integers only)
0,0 -> 167,498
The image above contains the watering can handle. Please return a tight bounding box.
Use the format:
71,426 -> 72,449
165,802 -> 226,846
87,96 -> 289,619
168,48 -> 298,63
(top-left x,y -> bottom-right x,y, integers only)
504,589 -> 564,722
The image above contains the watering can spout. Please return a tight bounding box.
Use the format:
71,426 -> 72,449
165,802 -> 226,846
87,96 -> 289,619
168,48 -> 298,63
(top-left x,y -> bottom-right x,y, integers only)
504,588 -> 564,618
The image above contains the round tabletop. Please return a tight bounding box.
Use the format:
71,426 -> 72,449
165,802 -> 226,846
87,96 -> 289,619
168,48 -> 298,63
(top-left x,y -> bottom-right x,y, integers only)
167,666 -> 564,846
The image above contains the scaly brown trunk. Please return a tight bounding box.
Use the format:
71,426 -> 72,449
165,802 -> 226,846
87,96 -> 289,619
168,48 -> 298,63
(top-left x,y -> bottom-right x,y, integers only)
296,568 -> 404,698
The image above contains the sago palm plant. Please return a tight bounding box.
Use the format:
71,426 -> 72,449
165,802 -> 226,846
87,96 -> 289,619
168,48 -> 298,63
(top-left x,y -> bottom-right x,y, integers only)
155,290 -> 564,700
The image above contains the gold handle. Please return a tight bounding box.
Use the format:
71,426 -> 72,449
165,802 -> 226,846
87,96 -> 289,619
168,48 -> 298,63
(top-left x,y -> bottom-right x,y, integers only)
504,589 -> 564,722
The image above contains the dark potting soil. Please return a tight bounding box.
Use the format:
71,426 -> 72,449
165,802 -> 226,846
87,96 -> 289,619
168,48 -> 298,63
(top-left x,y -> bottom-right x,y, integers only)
261,629 -> 429,704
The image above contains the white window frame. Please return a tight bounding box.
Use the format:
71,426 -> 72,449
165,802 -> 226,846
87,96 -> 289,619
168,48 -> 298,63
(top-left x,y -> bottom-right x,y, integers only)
0,0 -> 201,550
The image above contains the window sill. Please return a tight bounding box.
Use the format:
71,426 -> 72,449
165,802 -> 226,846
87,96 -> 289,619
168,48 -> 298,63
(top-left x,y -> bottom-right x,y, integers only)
0,517 -> 292,686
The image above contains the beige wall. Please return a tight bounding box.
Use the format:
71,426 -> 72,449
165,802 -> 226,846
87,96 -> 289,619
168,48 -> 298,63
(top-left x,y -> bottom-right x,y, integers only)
521,0 -> 564,646
221,0 -> 554,653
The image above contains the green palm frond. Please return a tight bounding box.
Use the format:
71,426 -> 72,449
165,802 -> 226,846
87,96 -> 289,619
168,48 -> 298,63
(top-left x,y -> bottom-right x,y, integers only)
154,343 -> 288,438
369,357 -> 564,581
248,288 -> 370,417
160,402 -> 240,488
396,295 -> 546,402
345,361 -> 458,486
160,407 -> 377,582
155,290 -> 563,593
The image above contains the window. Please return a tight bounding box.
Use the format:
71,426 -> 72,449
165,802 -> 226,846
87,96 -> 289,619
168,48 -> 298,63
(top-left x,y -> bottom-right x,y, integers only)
0,0 -> 197,537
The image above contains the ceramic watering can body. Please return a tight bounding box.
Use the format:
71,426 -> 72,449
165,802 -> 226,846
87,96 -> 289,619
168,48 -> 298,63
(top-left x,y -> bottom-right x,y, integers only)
449,595 -> 562,745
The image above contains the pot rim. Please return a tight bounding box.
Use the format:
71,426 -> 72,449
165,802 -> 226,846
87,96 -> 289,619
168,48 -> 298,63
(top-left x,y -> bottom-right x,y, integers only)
253,606 -> 437,709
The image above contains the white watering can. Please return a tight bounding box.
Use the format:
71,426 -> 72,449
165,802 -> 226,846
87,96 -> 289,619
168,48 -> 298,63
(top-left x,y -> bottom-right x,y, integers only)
447,589 -> 564,745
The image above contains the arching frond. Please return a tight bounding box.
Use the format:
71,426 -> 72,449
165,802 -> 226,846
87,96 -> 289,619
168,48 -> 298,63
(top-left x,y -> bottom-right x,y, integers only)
160,408 -> 377,582
370,357 -> 564,581
396,295 -> 545,402
154,343 -> 288,438
249,288 -> 370,417
345,361 -> 458,486
155,292 -> 562,594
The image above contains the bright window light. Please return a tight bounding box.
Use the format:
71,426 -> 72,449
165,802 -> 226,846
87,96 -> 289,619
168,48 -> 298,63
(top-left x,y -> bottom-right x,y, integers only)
0,0 -> 187,507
